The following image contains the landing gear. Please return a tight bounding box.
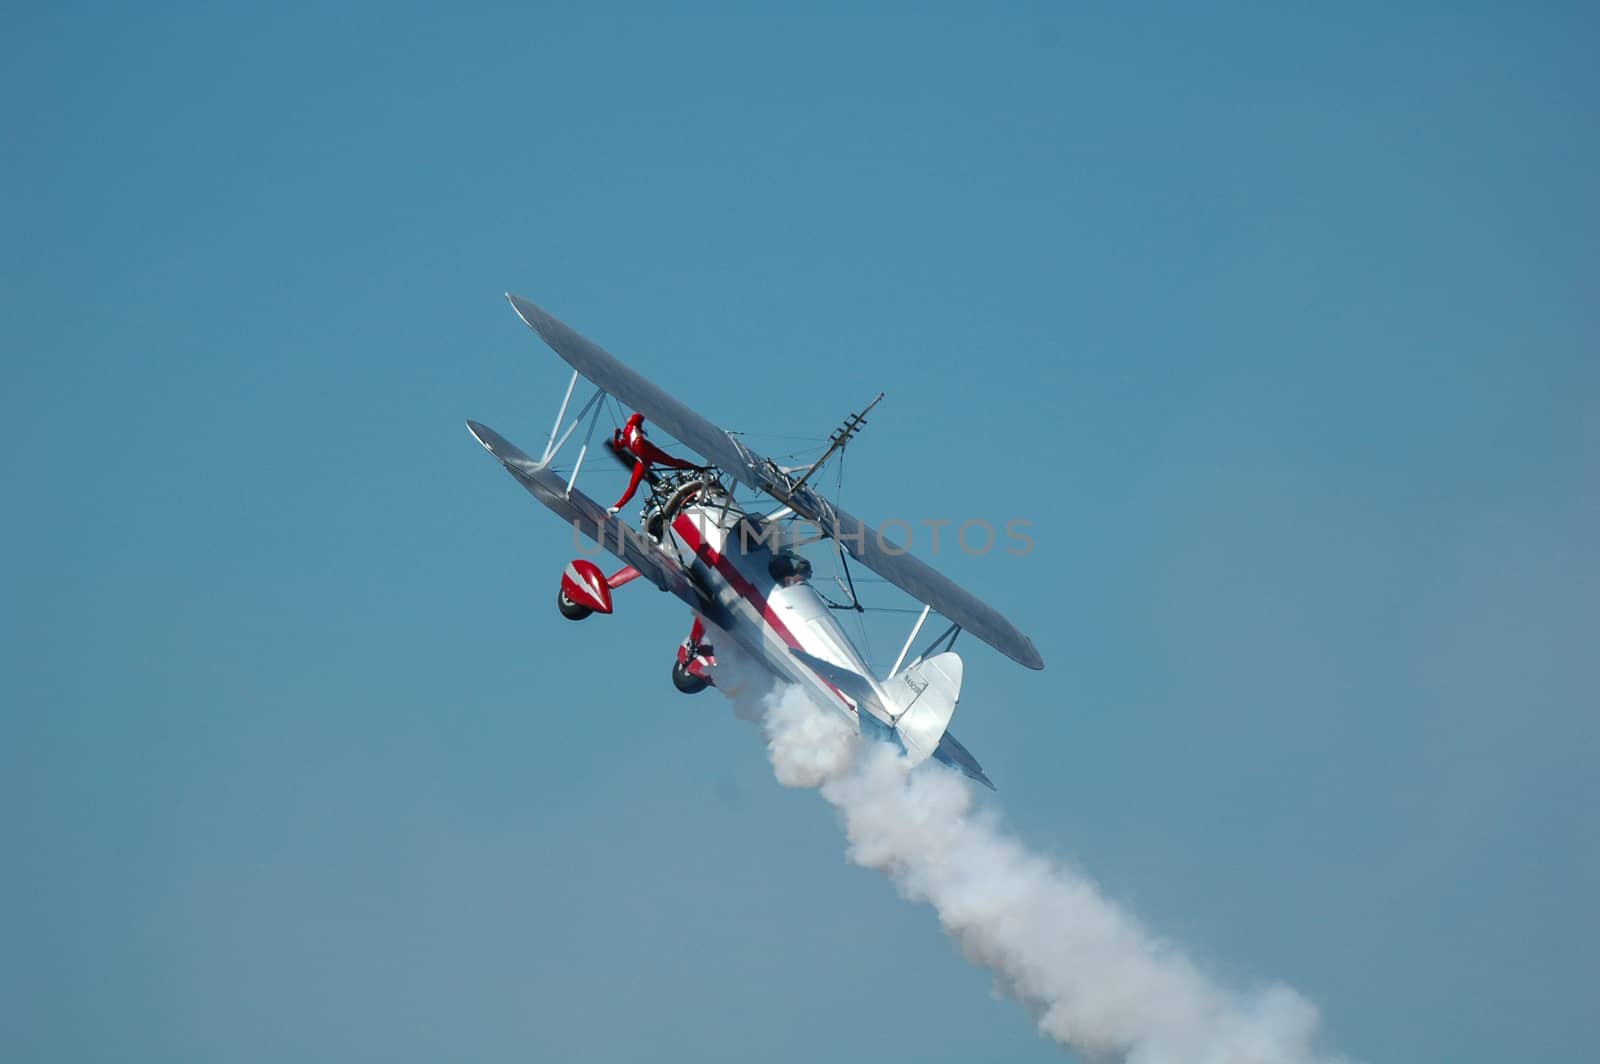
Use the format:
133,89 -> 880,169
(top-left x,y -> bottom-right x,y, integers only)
672,659 -> 710,694
673,616 -> 716,693
557,588 -> 593,621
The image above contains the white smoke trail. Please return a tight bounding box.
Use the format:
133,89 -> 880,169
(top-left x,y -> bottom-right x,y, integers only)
759,684 -> 1349,1064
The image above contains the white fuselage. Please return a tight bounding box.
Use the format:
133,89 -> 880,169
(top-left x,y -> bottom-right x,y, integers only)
664,495 -> 878,731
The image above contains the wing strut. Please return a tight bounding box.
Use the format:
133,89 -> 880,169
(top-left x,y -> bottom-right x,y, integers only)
889,604 -> 933,678
543,370 -> 580,464
835,550 -> 864,612
905,620 -> 961,671
566,388 -> 608,496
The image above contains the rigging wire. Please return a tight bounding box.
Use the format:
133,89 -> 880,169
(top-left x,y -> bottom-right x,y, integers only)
727,430 -> 831,443
831,443 -> 875,666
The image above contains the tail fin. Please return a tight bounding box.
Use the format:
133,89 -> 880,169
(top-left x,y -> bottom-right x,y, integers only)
788,647 -> 990,784
885,652 -> 963,765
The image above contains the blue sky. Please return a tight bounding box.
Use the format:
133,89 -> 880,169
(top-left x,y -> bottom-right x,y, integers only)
4,3 -> 1596,1061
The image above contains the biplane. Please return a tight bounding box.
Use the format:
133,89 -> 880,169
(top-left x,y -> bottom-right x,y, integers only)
468,295 -> 1043,788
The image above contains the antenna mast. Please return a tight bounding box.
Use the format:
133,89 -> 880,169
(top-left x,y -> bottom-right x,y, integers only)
791,392 -> 885,494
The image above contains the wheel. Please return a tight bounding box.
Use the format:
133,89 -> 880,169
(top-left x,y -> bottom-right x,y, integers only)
557,588 -> 593,621
672,659 -> 709,694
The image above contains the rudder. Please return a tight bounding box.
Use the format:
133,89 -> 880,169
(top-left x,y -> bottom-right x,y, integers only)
887,652 -> 963,765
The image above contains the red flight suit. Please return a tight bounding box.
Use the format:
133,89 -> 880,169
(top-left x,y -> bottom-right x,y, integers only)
607,413 -> 700,514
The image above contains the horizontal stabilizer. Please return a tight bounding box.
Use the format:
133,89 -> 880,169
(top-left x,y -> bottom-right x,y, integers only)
790,647 -> 969,771
933,730 -> 994,790
789,648 -> 893,727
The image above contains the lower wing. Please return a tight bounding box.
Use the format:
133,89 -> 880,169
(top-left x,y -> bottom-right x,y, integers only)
467,420 -> 705,610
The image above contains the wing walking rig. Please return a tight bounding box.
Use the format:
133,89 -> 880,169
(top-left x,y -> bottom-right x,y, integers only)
467,294 -> 1042,788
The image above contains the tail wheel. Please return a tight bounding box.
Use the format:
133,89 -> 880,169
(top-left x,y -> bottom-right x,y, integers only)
557,588 -> 593,621
672,660 -> 709,694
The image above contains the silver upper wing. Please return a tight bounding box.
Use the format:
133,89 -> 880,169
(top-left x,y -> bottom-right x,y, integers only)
817,504 -> 1044,671
506,294 -> 761,490
502,294 -> 1043,672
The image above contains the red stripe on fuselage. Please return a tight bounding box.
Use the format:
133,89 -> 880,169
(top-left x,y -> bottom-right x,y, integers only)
671,513 -> 854,714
